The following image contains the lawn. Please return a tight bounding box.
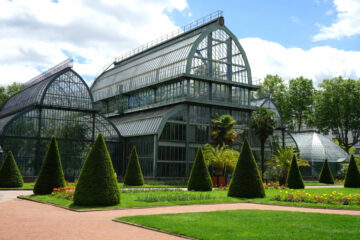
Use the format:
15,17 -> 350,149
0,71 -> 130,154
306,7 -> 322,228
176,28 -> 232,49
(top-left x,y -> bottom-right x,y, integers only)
20,187 -> 360,211
117,210 -> 360,240
303,180 -> 342,186
0,182 -> 35,190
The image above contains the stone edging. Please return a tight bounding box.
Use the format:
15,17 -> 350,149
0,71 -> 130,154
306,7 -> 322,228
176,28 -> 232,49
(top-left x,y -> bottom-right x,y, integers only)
112,218 -> 197,240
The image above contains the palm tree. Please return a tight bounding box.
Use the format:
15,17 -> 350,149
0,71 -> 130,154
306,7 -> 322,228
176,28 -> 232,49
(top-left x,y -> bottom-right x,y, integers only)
202,143 -> 239,175
210,114 -> 237,146
250,107 -> 277,181
267,146 -> 309,185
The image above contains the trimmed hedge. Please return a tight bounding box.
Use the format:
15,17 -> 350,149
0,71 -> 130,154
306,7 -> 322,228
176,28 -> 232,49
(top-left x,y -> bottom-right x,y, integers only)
74,133 -> 120,206
124,146 -> 144,186
187,147 -> 213,191
318,159 -> 334,184
228,138 -> 265,198
286,155 -> 304,189
33,137 -> 65,194
0,151 -> 23,187
344,155 -> 360,188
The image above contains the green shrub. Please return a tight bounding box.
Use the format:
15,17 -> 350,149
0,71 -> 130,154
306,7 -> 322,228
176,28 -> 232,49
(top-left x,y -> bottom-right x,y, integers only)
286,155 -> 304,189
344,155 -> 360,188
0,151 -> 23,187
33,137 -> 65,194
187,148 -> 213,191
124,146 -> 144,186
228,138 -> 265,198
318,159 -> 334,184
74,133 -> 120,206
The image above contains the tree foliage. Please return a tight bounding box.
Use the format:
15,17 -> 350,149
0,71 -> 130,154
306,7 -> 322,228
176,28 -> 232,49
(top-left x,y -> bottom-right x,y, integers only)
314,77 -> 360,153
187,148 -> 213,191
0,82 -> 23,107
250,107 -> 276,180
0,151 -> 23,187
202,144 -> 239,171
344,155 -> 360,188
124,146 -> 144,186
286,155 -> 305,189
318,159 -> 334,184
210,114 -> 237,146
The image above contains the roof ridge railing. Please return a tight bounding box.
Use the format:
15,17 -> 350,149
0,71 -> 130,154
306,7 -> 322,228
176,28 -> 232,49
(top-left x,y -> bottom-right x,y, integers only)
22,59 -> 73,90
114,10 -> 223,64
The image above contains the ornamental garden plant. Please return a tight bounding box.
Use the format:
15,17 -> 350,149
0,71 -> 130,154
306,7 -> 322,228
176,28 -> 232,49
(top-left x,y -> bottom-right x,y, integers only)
0,151 -> 23,187
124,146 -> 144,186
187,148 -> 213,191
318,159 -> 334,184
34,137 -> 65,194
228,138 -> 265,198
344,155 -> 360,188
286,155 -> 304,189
74,133 -> 120,206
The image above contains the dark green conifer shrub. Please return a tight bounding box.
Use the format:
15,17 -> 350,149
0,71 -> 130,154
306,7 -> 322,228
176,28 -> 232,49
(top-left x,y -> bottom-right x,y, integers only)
33,137 -> 65,194
124,146 -> 144,186
318,159 -> 334,184
344,155 -> 360,188
228,138 -> 265,198
74,133 -> 120,206
187,148 -> 212,191
0,151 -> 23,187
286,155 -> 305,189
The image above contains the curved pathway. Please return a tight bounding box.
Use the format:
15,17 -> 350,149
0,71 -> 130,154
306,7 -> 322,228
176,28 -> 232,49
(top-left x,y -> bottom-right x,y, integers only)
0,190 -> 359,240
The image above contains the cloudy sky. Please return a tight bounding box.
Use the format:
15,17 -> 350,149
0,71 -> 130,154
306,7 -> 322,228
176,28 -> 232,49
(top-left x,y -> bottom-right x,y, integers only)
0,0 -> 359,87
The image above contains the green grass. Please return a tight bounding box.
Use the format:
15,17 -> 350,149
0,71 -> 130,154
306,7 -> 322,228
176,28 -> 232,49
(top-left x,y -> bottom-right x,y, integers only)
0,182 -> 35,190
303,180 -> 342,186
20,187 -> 360,211
117,210 -> 360,240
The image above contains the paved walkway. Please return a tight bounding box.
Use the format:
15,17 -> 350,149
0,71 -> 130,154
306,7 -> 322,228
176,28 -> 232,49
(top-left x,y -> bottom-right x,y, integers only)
0,190 -> 359,240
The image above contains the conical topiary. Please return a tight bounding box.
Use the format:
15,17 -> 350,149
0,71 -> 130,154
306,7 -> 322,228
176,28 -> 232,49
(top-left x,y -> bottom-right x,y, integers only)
124,146 -> 144,186
318,159 -> 334,184
286,155 -> 304,189
187,148 -> 212,191
33,137 -> 65,194
228,138 -> 265,198
74,133 -> 120,206
0,151 -> 23,187
344,155 -> 360,188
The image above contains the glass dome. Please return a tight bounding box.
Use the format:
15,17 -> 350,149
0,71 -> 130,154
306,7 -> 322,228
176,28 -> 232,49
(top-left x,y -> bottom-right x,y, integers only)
292,132 -> 349,163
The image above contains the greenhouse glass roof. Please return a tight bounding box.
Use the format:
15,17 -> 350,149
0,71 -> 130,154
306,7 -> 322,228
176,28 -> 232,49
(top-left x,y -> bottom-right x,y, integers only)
292,132 -> 349,163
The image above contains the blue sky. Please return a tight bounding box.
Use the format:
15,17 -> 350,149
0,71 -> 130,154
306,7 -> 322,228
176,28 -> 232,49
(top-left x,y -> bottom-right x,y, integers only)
0,0 -> 359,86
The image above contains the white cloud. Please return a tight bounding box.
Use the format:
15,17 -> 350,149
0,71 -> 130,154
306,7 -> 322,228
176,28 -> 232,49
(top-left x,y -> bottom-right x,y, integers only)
290,16 -> 300,24
240,37 -> 360,86
0,0 -> 188,86
313,0 -> 360,41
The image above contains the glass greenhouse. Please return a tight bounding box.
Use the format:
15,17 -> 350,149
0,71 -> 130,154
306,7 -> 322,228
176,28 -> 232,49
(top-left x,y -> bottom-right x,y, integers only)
292,132 -> 349,177
91,12 -> 260,178
0,60 -> 122,180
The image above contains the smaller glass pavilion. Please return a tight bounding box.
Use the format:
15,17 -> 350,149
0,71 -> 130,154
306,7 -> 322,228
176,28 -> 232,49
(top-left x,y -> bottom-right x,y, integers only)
292,131 -> 349,177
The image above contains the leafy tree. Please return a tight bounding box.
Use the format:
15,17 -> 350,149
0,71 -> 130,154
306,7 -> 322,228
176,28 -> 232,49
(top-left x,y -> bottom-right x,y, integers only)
318,159 -> 334,184
187,148 -> 213,191
228,137 -> 265,198
250,107 -> 276,180
314,77 -> 360,153
33,137 -> 66,194
344,155 -> 360,188
267,146 -> 309,185
74,133 -> 120,206
124,146 -> 144,186
0,151 -> 23,187
286,155 -> 305,189
0,82 -> 23,108
288,77 -> 314,131
202,143 -> 239,175
210,114 -> 237,146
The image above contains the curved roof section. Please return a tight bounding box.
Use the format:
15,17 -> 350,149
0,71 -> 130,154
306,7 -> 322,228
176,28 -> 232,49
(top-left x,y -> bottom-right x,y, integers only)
292,132 -> 349,163
91,16 -> 252,102
251,98 -> 282,126
0,68 -> 93,118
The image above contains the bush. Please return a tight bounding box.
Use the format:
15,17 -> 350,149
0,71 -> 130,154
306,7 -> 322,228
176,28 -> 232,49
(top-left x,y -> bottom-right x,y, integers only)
124,146 -> 144,186
187,148 -> 213,191
74,133 -> 120,206
33,137 -> 65,194
286,155 -> 304,189
228,138 -> 265,198
0,151 -> 23,187
344,155 -> 360,188
318,159 -> 334,184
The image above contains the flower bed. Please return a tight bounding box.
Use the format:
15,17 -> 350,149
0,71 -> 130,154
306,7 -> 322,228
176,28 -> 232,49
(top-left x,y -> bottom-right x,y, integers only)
271,189 -> 360,205
51,186 -> 75,200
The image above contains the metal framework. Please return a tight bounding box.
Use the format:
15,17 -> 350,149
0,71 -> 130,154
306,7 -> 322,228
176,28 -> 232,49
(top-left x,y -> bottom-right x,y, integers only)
0,66 -> 122,180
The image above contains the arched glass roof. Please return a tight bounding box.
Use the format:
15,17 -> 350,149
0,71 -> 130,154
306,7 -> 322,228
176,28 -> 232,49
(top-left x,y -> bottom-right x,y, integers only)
91,16 -> 253,102
292,132 -> 349,163
251,98 -> 282,126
